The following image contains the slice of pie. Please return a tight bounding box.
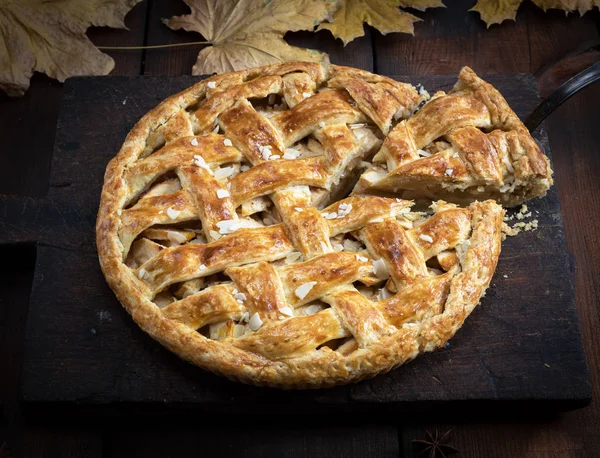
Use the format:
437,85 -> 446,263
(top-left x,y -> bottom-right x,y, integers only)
97,62 -> 516,388
354,67 -> 553,206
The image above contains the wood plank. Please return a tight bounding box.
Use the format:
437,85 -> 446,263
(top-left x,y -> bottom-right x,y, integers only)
142,0 -> 207,76
0,78 -> 63,197
104,418 -> 398,458
10,74 -> 589,413
87,1 -> 148,76
19,425 -> 102,458
525,4 -> 600,77
373,0 -> 530,75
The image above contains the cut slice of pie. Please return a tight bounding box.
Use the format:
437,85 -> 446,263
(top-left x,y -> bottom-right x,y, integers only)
353,67 -> 553,206
97,62 -> 511,388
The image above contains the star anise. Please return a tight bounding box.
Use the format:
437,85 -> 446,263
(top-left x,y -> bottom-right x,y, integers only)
412,429 -> 460,458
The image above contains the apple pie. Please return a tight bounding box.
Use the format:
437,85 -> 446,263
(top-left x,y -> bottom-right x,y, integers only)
96,62 -> 549,388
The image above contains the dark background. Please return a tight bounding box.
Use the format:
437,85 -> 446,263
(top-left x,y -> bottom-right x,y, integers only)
1,0 -> 599,456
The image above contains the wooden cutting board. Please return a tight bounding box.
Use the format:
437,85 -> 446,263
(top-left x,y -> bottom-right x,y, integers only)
1,74 -> 590,413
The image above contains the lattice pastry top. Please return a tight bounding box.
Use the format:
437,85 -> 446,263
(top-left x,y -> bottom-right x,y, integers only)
97,62 -> 508,388
355,67 -> 553,206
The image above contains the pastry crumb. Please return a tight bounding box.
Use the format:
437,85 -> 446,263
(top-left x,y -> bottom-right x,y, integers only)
502,204 -> 538,237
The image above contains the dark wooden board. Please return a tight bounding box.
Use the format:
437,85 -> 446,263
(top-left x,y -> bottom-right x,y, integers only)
2,74 -> 590,412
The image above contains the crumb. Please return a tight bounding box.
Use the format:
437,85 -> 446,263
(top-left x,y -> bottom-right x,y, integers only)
502,204 -> 539,237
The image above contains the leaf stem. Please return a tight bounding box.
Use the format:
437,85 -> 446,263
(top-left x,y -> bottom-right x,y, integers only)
97,41 -> 211,50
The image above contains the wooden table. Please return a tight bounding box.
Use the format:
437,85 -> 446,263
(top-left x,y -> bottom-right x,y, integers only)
1,1 -> 599,456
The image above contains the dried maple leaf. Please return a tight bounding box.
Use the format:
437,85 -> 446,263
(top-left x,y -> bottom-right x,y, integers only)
471,0 -> 600,26
0,0 -> 142,97
164,0 -> 337,76
318,0 -> 445,46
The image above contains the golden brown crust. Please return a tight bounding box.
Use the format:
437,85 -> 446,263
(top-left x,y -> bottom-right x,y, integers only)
97,62 -> 507,388
355,66 -> 554,207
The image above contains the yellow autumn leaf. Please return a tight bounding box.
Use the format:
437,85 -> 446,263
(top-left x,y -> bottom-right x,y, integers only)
532,0 -> 600,14
0,0 -> 142,97
164,0 -> 337,76
318,0 -> 445,46
471,0 -> 599,26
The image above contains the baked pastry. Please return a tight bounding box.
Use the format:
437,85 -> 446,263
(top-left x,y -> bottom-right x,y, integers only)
97,62 -> 506,388
354,67 -> 553,206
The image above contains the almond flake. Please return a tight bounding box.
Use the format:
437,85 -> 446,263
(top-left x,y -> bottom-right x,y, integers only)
248,312 -> 263,331
322,212 -> 337,220
356,255 -> 368,263
212,124 -> 220,134
279,306 -> 294,317
320,241 -> 329,252
349,123 -> 367,129
209,230 -> 221,240
445,168 -> 453,176
239,312 -> 250,323
193,155 -> 212,173
369,217 -> 384,223
337,203 -> 353,217
240,165 -> 250,172
294,207 -> 303,212
138,268 -> 146,279
223,138 -> 233,147
295,281 -> 317,300
259,145 -> 272,160
216,189 -> 230,199
283,148 -> 301,159
417,149 -> 432,157
214,166 -> 235,179
190,138 -> 199,146
333,243 -> 344,252
166,207 -> 180,219
419,234 -> 434,243
302,92 -> 311,99
216,219 -> 240,234
270,154 -> 280,160
207,81 -> 216,89
318,121 -> 326,128
372,258 -> 390,279
452,151 -> 459,158
234,292 -> 247,302
198,264 -> 207,271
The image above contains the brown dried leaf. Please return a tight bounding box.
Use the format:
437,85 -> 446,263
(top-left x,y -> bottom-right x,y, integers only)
318,0 -> 445,46
471,0 -> 599,26
164,0 -> 336,76
0,0 -> 142,97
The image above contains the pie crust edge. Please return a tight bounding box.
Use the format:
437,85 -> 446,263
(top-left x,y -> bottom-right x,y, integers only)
96,62 -> 505,389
